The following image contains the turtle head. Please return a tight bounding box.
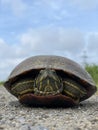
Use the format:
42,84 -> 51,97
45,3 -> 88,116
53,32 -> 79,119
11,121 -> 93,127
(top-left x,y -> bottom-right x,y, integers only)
34,69 -> 63,95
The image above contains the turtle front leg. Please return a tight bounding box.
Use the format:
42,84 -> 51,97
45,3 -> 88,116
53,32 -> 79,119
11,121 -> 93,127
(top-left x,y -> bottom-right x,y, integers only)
11,79 -> 35,98
62,78 -> 87,104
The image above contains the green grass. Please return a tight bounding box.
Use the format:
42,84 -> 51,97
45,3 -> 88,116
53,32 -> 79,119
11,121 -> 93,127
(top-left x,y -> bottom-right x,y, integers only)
0,81 -> 4,86
85,64 -> 98,88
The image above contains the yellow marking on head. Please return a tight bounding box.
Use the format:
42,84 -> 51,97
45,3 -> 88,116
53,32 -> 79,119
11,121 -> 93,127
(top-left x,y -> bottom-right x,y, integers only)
35,69 -> 63,95
39,81 -> 43,90
54,81 -> 60,90
44,79 -> 53,92
37,74 -> 43,83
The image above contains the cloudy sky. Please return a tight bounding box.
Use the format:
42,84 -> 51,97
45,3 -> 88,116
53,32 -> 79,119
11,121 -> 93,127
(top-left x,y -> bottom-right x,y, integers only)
0,0 -> 98,81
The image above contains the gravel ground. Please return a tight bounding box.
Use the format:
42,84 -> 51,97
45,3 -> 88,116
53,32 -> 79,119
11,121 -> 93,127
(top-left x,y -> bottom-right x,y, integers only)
0,86 -> 98,130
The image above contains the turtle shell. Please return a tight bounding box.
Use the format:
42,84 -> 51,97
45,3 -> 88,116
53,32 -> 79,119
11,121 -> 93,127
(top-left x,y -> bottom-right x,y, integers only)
4,55 -> 97,107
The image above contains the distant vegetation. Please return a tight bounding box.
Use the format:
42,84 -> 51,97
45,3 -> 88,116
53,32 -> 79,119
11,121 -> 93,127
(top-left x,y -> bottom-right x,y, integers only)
0,81 -> 4,86
85,64 -> 98,88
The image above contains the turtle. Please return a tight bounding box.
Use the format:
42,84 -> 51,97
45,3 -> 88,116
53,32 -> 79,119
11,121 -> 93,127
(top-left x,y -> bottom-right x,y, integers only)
4,55 -> 97,107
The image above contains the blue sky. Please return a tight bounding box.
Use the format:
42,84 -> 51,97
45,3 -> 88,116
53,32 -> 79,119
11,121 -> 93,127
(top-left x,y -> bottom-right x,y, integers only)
0,0 -> 98,81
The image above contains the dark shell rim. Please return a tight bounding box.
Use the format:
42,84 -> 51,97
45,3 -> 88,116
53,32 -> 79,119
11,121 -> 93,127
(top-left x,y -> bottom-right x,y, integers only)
19,94 -> 78,107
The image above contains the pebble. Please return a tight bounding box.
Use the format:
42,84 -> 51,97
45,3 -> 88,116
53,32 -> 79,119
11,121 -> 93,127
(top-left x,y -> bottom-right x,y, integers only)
20,125 -> 49,130
0,86 -> 98,130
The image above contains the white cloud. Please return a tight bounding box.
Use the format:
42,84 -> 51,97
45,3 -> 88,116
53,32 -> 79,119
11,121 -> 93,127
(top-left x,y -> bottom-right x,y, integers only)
85,32 -> 98,53
18,27 -> 85,56
1,28 -> 98,81
0,27 -> 85,80
0,38 -> 10,58
86,32 -> 98,63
